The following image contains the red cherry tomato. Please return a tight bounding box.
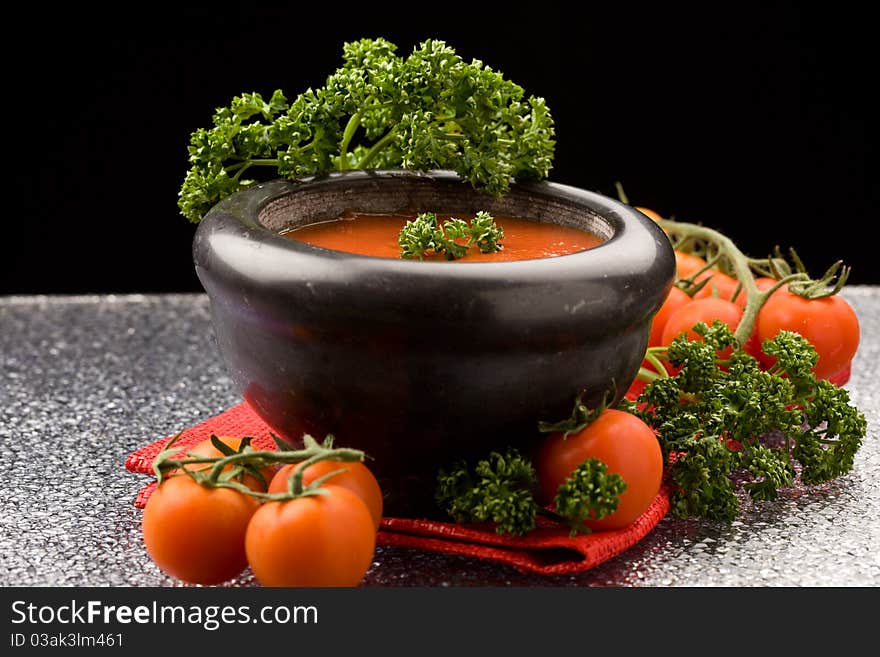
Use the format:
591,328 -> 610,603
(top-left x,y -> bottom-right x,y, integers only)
756,289 -> 859,380
245,485 -> 376,587
142,475 -> 259,585
648,286 -> 692,347
635,206 -> 663,222
674,251 -> 710,281
269,460 -> 383,530
661,297 -> 744,359
535,409 -> 663,530
693,272 -> 748,308
754,276 -> 780,293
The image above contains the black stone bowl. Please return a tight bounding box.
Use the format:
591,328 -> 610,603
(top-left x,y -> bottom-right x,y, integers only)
193,170 -> 675,517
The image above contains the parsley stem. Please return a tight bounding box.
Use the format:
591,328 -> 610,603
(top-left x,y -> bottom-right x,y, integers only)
432,131 -> 465,141
227,159 -> 281,182
637,367 -> 663,383
356,127 -> 398,169
338,111 -> 363,171
644,349 -> 669,379
537,507 -> 566,523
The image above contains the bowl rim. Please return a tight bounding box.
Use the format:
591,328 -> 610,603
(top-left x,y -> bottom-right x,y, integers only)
197,169 -> 671,286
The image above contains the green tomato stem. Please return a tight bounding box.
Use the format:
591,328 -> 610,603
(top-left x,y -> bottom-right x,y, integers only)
281,435 -> 353,497
154,434 -> 365,502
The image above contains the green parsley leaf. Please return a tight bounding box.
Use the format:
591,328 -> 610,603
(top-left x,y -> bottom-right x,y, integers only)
398,212 -> 442,260
554,458 -> 627,536
468,211 -> 505,253
435,448 -> 539,536
398,211 -> 503,260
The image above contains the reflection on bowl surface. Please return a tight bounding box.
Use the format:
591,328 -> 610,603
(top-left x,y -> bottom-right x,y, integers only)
193,170 -> 675,516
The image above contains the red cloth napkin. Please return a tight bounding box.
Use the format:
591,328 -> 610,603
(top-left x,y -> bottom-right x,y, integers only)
126,402 -> 669,576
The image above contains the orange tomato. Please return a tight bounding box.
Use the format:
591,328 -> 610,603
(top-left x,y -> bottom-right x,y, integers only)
635,206 -> 663,222
269,460 -> 384,530
693,272 -> 748,308
649,286 -> 692,347
142,475 -> 258,585
756,289 -> 860,380
754,276 -> 780,292
535,409 -> 663,530
674,251 -> 710,281
245,485 -> 376,587
661,297 -> 744,360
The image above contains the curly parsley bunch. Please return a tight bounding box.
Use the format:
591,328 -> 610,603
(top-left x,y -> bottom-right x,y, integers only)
179,38 -> 556,222
630,322 -> 866,521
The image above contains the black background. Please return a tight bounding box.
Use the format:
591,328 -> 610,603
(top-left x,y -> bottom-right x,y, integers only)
3,3 -> 875,294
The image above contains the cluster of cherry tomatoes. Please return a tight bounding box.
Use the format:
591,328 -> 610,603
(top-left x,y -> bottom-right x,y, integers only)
636,205 -> 860,382
591,204 -> 863,527
141,436 -> 382,587
649,248 -> 860,381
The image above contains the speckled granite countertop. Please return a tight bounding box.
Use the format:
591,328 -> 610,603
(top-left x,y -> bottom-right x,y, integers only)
1,289 -> 878,587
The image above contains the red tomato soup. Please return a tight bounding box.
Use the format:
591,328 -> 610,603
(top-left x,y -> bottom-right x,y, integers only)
280,211 -> 603,261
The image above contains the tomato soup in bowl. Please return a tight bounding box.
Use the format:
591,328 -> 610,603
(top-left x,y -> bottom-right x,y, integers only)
281,211 -> 604,261
193,170 -> 674,516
